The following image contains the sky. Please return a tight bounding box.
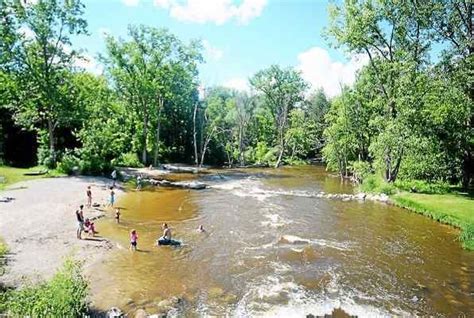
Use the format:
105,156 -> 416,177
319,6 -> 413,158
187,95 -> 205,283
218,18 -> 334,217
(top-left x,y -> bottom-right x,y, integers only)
72,0 -> 367,97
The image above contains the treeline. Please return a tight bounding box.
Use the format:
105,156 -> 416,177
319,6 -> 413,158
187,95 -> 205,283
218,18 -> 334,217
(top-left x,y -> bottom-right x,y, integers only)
0,0 -> 472,188
0,0 -> 327,173
323,0 -> 472,188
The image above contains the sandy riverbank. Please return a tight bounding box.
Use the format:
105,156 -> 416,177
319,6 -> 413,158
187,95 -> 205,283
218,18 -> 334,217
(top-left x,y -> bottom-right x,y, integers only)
0,176 -> 124,287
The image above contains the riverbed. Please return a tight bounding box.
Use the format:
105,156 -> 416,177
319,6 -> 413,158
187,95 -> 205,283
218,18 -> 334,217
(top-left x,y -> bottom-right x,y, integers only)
90,166 -> 474,316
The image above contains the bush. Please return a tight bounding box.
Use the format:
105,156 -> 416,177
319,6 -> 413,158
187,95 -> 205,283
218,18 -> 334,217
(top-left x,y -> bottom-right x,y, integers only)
359,174 -> 396,195
254,142 -> 277,165
394,179 -> 450,194
0,259 -> 89,316
459,224 -> 474,249
57,151 -> 81,175
113,152 -> 143,168
350,160 -> 372,183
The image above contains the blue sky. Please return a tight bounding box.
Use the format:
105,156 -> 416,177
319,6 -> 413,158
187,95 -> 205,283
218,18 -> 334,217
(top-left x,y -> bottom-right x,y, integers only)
73,0 -> 365,97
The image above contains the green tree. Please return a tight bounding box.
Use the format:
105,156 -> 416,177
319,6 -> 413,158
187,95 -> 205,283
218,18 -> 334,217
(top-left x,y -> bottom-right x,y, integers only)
102,25 -> 202,165
326,0 -> 434,182
7,0 -> 88,166
250,65 -> 308,168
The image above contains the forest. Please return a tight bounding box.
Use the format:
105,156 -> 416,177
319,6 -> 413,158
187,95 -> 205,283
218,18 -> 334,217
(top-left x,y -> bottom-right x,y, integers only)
0,0 -> 472,188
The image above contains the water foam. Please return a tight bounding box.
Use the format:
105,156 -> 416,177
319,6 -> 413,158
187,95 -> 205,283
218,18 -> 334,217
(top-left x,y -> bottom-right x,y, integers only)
260,213 -> 292,228
278,235 -> 353,251
234,274 -> 397,318
210,178 -> 320,202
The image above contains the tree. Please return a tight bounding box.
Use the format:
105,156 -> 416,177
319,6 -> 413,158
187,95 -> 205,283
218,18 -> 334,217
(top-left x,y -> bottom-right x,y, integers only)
326,0 -> 435,182
430,0 -> 473,187
250,65 -> 308,168
233,91 -> 256,166
7,0 -> 88,166
102,25 -> 201,165
198,87 -> 234,167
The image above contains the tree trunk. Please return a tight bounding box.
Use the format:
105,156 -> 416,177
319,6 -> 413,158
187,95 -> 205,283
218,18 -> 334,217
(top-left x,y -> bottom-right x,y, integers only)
199,127 -> 214,168
193,102 -> 199,166
275,144 -> 284,168
142,113 -> 148,165
47,118 -> 56,164
274,128 -> 285,168
153,99 -> 164,167
238,126 -> 244,166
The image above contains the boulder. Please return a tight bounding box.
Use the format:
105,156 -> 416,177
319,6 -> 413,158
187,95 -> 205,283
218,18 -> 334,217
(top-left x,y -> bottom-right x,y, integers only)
134,309 -> 148,318
162,164 -> 202,174
150,179 -> 207,190
107,307 -> 124,318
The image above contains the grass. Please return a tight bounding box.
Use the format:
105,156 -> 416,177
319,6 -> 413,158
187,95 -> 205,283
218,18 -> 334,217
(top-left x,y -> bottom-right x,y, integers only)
392,192 -> 474,250
0,259 -> 89,316
0,165 -> 65,191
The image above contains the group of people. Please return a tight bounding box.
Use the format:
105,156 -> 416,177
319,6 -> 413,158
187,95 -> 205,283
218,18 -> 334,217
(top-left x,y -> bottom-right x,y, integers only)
129,223 -> 205,251
75,205 -> 98,239
80,170 -> 206,252
78,181 -> 117,240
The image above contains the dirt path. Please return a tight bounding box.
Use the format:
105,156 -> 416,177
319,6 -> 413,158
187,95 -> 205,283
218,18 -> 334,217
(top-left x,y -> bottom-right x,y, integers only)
0,176 -> 123,287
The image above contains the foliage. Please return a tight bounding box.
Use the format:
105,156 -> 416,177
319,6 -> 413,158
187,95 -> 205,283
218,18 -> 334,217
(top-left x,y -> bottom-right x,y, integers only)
350,160 -> 372,184
0,259 -> 89,316
57,151 -> 80,175
113,152 -> 143,168
101,25 -> 202,165
324,0 -> 472,187
4,0 -> 88,167
358,174 -> 396,195
394,179 -> 450,195
250,65 -> 309,167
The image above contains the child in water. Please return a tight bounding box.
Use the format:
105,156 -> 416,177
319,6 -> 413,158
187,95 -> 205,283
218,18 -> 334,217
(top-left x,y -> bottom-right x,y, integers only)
130,229 -> 138,251
115,208 -> 121,223
109,187 -> 115,207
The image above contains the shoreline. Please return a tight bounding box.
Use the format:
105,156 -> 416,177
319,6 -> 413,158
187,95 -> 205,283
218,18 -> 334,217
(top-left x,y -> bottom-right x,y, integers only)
0,176 -> 124,287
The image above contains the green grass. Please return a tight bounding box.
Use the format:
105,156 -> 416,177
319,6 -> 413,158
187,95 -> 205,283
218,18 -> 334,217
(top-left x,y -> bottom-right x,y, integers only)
0,259 -> 89,316
0,239 -> 7,288
392,192 -> 474,250
0,165 -> 65,191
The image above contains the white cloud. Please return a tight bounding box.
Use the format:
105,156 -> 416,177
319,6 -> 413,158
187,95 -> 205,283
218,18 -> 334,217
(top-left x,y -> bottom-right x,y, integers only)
296,47 -> 369,98
202,40 -> 223,61
153,0 -> 171,8
154,0 -> 267,25
223,77 -> 250,92
122,0 -> 139,6
74,53 -> 103,75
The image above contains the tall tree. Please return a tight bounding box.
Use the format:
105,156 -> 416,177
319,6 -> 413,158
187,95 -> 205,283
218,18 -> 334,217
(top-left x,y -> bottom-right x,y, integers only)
6,0 -> 88,166
326,0 -> 433,182
102,25 -> 201,165
250,65 -> 308,168
430,0 -> 473,187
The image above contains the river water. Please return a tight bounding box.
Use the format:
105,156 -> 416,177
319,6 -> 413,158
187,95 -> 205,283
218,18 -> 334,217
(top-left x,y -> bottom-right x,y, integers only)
91,166 -> 474,317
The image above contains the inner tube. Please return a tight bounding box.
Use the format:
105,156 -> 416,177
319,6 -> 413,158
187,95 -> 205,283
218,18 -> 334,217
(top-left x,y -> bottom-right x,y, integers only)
157,237 -> 181,246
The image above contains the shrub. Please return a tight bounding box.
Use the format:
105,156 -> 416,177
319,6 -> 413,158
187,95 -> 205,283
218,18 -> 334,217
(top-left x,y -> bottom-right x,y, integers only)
359,174 -> 396,194
113,152 -> 143,168
57,151 -> 81,175
394,179 -> 450,194
350,160 -> 372,183
0,259 -> 89,316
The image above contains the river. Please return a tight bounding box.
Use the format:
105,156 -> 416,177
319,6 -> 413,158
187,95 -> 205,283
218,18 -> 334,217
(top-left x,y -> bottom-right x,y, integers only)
91,165 -> 474,317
